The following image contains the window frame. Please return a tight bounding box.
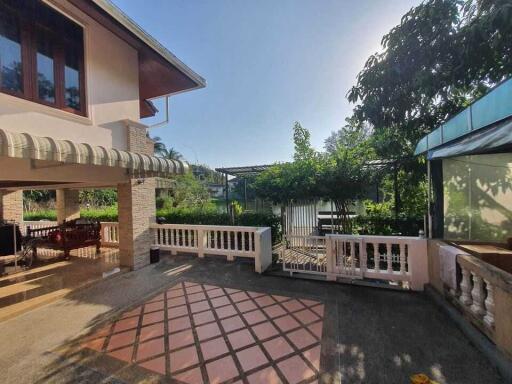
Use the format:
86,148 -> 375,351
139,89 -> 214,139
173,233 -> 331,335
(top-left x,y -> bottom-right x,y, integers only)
0,0 -> 86,116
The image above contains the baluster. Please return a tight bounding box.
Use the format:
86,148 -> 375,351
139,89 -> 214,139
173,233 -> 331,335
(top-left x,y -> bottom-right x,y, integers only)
241,231 -> 246,252
214,231 -> 218,249
248,232 -> 253,253
399,243 -> 406,274
459,267 -> 472,306
235,231 -> 239,251
228,231 -> 232,250
483,279 -> 495,328
386,242 -> 393,273
374,243 -> 380,272
360,240 -> 367,274
154,227 -> 158,245
470,273 -> 486,317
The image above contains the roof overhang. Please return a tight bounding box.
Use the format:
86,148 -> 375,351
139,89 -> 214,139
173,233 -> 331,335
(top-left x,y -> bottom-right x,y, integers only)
69,0 -> 206,118
0,129 -> 189,177
415,78 -> 512,155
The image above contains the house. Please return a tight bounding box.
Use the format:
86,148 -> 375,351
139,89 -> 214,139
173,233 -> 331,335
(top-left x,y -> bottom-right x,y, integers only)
0,0 -> 205,270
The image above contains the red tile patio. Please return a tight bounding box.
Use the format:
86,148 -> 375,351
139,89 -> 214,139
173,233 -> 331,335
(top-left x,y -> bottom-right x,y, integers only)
80,280 -> 324,383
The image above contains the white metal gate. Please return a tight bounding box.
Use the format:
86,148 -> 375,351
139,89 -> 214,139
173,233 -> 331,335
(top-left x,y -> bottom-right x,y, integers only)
331,236 -> 364,279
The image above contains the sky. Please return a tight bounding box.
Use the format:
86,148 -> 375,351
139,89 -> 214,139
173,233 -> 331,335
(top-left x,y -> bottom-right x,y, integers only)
113,0 -> 420,169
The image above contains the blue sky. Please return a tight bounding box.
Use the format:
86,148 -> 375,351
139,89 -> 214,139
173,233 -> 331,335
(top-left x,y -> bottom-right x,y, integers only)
113,0 -> 420,168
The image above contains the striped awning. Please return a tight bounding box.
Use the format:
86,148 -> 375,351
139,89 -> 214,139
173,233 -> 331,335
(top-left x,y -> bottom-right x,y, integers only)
0,129 -> 188,176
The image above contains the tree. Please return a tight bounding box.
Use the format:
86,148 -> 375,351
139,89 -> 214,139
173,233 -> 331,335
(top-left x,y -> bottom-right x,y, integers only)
347,0 -> 512,158
166,147 -> 183,161
152,136 -> 168,157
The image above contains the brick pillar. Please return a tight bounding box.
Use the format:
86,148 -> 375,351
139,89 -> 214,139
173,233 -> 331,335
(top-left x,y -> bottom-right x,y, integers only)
118,178 -> 156,270
56,189 -> 80,224
0,190 -> 23,223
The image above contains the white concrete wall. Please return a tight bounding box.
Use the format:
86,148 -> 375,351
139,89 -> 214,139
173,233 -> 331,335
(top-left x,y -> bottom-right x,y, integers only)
0,0 -> 140,151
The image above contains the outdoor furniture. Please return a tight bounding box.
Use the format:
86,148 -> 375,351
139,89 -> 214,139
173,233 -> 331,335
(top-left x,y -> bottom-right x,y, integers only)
25,219 -> 101,260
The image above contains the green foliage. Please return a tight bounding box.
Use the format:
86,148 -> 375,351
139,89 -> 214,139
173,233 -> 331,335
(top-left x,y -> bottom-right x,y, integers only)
169,172 -> 213,209
24,209 -> 57,221
79,189 -> 117,207
348,0 -> 512,158
24,205 -> 118,222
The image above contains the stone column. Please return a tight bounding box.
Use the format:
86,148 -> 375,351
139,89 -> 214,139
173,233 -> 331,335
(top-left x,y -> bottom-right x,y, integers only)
118,178 -> 156,270
56,189 -> 80,224
0,190 -> 23,223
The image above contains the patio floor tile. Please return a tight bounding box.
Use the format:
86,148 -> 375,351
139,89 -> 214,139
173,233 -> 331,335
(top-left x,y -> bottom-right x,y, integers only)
311,304 -> 324,317
286,328 -> 317,350
190,300 -> 211,314
263,336 -> 294,359
206,355 -> 239,384
142,311 -> 164,326
139,323 -> 164,342
273,315 -> 300,332
215,304 -> 237,319
302,345 -> 321,371
243,309 -> 266,325
196,322 -> 221,341
236,299 -> 257,313
82,337 -> 105,351
247,366 -> 283,384
221,315 -> 245,333
139,356 -> 166,375
193,310 -> 215,325
144,300 -> 164,313
254,295 -> 276,308
113,317 -> 139,333
207,288 -> 224,298
121,307 -> 142,319
263,304 -> 286,319
200,337 -> 229,360
293,308 -> 320,325
308,321 -> 323,339
251,321 -> 279,341
170,345 -> 199,373
230,291 -> 250,302
169,329 -> 195,350
227,329 -> 255,350
167,289 -> 184,298
107,345 -> 133,363
168,304 -> 188,319
236,345 -> 268,372
277,355 -> 316,384
107,330 -> 136,351
136,338 -> 165,361
173,366 -> 204,384
168,297 -> 186,307
77,280 -> 326,383
210,296 -> 230,308
187,292 -> 206,303
168,315 -> 191,333
281,299 -> 305,313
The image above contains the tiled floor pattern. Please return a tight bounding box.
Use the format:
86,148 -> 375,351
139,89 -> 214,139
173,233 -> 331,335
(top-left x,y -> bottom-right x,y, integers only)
82,281 -> 324,383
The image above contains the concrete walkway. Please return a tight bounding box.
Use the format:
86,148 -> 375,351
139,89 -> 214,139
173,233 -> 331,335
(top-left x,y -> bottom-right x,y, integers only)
0,254 -> 504,384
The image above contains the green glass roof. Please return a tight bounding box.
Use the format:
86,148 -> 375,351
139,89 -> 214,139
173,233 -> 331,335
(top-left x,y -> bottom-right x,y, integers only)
414,78 -> 512,155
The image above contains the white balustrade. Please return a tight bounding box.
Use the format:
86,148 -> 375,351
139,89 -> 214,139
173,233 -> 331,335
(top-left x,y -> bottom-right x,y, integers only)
470,273 -> 486,316
483,279 -> 495,328
459,267 -> 473,306
100,222 -> 119,246
150,223 -> 272,274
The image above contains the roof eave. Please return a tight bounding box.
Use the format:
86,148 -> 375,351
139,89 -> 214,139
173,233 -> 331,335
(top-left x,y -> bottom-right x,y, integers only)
91,0 -> 206,90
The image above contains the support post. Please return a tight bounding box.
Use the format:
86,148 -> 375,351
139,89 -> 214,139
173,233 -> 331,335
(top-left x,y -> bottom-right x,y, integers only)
56,189 -> 80,224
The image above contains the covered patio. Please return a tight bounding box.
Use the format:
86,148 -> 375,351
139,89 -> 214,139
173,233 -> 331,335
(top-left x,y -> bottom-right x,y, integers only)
0,253 -> 502,384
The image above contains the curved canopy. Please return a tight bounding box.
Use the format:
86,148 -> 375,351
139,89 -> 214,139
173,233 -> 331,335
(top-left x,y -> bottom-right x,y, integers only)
0,129 -> 188,176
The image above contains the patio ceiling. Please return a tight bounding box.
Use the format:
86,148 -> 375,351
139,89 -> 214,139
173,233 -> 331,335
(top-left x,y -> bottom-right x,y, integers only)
0,129 -> 188,177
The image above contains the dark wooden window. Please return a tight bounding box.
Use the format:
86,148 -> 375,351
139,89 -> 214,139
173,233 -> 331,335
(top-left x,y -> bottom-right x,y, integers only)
0,0 -> 85,115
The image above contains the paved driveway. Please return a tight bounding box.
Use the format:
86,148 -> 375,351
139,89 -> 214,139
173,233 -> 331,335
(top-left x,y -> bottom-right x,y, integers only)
0,254 -> 504,384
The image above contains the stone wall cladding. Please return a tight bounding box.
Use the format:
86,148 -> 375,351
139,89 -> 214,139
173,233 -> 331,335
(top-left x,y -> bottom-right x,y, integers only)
0,190 -> 23,223
126,121 -> 152,155
118,178 -> 156,270
56,189 -> 80,224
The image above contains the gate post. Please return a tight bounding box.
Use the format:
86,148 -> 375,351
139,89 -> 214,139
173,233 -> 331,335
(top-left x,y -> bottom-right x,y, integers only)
409,238 -> 429,291
325,235 -> 336,281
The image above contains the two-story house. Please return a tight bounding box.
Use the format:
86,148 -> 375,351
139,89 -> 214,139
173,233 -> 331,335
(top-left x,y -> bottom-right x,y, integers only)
0,0 -> 205,270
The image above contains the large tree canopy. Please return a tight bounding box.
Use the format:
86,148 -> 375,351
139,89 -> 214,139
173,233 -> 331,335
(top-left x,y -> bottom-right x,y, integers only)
348,0 -> 512,157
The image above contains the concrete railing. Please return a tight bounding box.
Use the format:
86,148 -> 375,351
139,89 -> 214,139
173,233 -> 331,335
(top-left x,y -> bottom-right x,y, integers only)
446,253 -> 512,358
150,223 -> 273,274
282,234 -> 429,291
